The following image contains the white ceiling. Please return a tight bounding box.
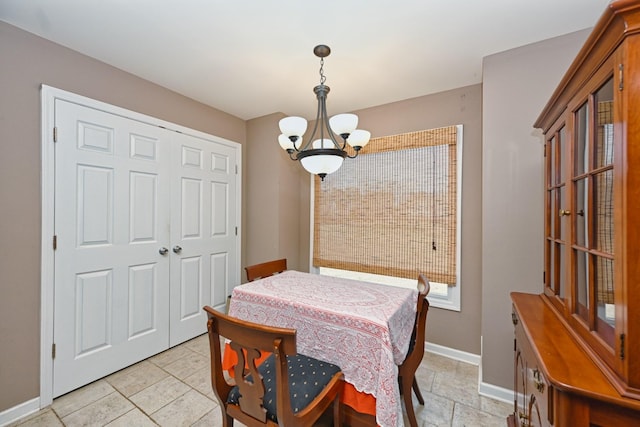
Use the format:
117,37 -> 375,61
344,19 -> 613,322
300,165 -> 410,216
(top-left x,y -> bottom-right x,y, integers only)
1,0 -> 611,120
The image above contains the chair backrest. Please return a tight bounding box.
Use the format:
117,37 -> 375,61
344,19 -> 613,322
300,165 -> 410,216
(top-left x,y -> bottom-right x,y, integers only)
403,274 -> 431,370
204,306 -> 343,427
245,258 -> 287,282
204,306 -> 296,425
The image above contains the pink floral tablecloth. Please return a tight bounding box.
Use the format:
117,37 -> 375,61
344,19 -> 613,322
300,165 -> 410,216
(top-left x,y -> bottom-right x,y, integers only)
228,270 -> 417,427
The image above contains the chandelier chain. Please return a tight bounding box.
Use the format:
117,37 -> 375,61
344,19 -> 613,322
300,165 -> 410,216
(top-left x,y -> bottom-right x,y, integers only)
319,57 -> 326,85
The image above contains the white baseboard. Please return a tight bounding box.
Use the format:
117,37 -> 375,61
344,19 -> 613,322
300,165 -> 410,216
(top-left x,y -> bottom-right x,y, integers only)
426,341 -> 481,365
478,380 -> 513,404
425,341 -> 514,404
0,397 -> 40,427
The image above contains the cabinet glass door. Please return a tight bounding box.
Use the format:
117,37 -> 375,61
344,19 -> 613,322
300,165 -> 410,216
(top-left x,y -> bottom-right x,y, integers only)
572,76 -> 615,348
593,79 -> 615,344
545,123 -> 567,305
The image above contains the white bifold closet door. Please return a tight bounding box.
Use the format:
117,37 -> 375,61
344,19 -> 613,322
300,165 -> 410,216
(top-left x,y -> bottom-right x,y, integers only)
52,99 -> 237,397
169,131 -> 237,345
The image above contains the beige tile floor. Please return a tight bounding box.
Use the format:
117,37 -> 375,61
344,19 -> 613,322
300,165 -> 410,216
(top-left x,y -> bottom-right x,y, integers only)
10,334 -> 512,426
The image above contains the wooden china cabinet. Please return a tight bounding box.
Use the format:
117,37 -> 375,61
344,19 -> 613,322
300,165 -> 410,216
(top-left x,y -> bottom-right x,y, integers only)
509,1 -> 640,426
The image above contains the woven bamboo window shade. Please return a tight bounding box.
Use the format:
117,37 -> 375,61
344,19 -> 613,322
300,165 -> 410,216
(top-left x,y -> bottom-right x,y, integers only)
313,125 -> 459,284
596,101 -> 614,304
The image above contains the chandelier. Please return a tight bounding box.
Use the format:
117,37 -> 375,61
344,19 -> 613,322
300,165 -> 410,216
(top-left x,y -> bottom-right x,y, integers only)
278,45 -> 371,180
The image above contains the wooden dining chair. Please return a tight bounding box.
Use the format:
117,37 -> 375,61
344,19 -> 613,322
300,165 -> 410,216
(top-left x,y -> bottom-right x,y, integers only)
245,258 -> 287,282
203,306 -> 344,427
398,274 -> 431,427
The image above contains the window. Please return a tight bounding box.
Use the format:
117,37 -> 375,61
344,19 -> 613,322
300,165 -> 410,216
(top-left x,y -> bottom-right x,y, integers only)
312,125 -> 462,310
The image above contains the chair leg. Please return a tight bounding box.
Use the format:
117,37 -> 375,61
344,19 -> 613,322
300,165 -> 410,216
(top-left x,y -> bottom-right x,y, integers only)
401,374 -> 418,427
223,412 -> 234,427
412,377 -> 425,405
333,394 -> 341,427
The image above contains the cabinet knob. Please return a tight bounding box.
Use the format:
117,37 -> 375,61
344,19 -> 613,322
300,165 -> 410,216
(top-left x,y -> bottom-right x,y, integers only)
559,209 -> 571,217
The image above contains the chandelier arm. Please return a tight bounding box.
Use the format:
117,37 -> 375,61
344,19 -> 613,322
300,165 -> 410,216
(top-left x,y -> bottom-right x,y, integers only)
346,149 -> 360,159
321,100 -> 344,150
296,136 -> 313,153
304,86 -> 324,149
287,136 -> 303,153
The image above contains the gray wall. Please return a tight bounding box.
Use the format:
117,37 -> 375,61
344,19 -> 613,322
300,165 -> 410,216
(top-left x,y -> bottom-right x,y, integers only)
480,29 -> 591,388
0,21 -> 246,412
244,113 -> 308,273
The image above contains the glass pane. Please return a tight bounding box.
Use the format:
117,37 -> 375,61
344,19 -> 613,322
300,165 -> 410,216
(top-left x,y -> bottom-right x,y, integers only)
575,178 -> 588,247
549,137 -> 556,185
595,256 -> 615,337
558,244 -> 566,300
595,78 -> 614,169
575,102 -> 589,176
575,250 -> 589,321
594,170 -> 614,254
548,190 -> 555,239
549,242 -> 555,293
595,257 -> 615,325
559,126 -> 566,183
560,186 -> 567,241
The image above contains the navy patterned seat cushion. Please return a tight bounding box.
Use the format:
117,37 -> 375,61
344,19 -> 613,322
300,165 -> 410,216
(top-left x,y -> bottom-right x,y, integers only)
227,353 -> 341,422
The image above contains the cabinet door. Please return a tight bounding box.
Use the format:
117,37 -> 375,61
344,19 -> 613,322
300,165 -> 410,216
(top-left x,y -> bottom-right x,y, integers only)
515,347 -> 527,425
527,367 -> 552,427
571,76 -> 615,342
566,53 -> 620,372
544,118 -> 568,312
528,395 -> 544,427
514,324 -> 553,426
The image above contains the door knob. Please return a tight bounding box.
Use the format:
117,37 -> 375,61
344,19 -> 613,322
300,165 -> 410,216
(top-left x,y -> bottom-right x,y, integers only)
159,247 -> 169,255
173,245 -> 182,254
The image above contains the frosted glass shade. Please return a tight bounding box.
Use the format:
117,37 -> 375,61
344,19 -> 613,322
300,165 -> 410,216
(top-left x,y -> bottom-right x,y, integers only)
300,153 -> 344,176
312,138 -> 335,149
279,116 -> 308,137
346,129 -> 371,148
329,113 -> 358,135
278,134 -> 295,151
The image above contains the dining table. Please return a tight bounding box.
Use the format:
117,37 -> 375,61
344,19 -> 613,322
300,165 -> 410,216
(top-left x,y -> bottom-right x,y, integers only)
224,270 -> 418,427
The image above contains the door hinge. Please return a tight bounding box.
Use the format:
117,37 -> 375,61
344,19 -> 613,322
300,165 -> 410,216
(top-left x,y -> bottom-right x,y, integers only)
53,235 -> 57,250
53,127 -> 58,143
235,226 -> 238,236
52,343 -> 56,359
235,164 -> 238,174
620,333 -> 626,360
619,64 -> 624,91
